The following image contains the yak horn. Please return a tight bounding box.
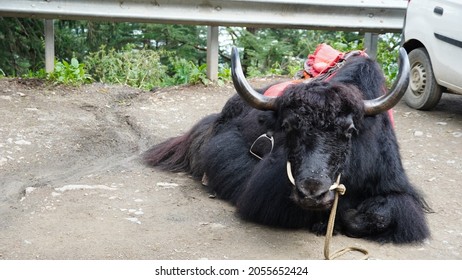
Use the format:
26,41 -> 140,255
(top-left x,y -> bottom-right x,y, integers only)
231,47 -> 278,111
363,47 -> 410,115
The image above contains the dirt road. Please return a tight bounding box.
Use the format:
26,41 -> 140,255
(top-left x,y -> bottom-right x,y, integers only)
0,78 -> 461,260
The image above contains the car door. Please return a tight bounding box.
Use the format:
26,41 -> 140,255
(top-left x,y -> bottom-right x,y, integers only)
430,0 -> 462,92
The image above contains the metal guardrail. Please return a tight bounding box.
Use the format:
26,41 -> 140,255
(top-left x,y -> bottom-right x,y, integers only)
0,0 -> 407,32
0,0 -> 408,79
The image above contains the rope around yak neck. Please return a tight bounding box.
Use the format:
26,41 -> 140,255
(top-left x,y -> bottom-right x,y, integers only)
323,174 -> 369,260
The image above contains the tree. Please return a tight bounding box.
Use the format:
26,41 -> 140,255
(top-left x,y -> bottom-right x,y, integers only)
0,17 -> 44,76
0,17 -> 400,85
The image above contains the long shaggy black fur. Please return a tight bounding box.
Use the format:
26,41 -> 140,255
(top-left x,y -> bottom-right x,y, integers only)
143,55 -> 430,244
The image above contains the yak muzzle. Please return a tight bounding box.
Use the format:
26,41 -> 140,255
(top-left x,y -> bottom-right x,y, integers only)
287,161 -> 335,210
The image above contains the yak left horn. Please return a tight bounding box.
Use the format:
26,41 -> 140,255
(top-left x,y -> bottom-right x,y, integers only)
363,47 -> 410,115
231,47 -> 278,111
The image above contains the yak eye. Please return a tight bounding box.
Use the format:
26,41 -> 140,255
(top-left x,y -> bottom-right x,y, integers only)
282,115 -> 300,133
341,113 -> 356,138
344,122 -> 357,138
281,120 -> 291,132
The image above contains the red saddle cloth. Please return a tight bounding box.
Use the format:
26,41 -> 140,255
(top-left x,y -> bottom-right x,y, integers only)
306,43 -> 345,78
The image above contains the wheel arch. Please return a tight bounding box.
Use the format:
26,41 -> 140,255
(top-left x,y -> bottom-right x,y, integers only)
402,39 -> 425,53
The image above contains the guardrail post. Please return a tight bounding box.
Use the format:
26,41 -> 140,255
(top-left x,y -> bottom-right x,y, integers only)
44,19 -> 55,73
206,25 -> 219,81
364,32 -> 378,59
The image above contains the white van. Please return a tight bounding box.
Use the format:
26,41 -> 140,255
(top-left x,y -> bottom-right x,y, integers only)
402,0 -> 462,110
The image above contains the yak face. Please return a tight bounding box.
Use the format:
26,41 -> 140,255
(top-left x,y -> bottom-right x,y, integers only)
277,82 -> 364,210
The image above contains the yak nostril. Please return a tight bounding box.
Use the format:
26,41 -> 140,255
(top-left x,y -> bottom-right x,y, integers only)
298,178 -> 327,198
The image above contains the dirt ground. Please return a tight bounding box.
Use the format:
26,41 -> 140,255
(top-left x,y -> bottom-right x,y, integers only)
0,77 -> 461,260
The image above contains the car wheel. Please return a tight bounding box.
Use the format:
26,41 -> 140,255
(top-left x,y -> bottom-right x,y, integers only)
404,47 -> 443,110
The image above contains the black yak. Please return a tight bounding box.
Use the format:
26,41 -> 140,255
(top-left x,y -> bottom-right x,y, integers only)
143,46 -> 430,244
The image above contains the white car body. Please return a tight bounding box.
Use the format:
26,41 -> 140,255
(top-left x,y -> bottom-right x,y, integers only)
402,0 -> 462,109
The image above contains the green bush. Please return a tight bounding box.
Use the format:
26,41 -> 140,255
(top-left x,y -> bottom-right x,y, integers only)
168,57 -> 209,86
22,68 -> 47,79
84,44 -> 170,90
217,66 -> 231,86
47,58 -> 93,85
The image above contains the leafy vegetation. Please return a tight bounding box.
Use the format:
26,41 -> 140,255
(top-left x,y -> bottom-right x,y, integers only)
84,45 -> 169,90
168,57 -> 209,86
47,58 -> 92,86
0,18 -> 402,88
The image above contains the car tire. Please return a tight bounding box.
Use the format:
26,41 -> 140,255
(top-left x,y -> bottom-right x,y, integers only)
404,47 -> 443,110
